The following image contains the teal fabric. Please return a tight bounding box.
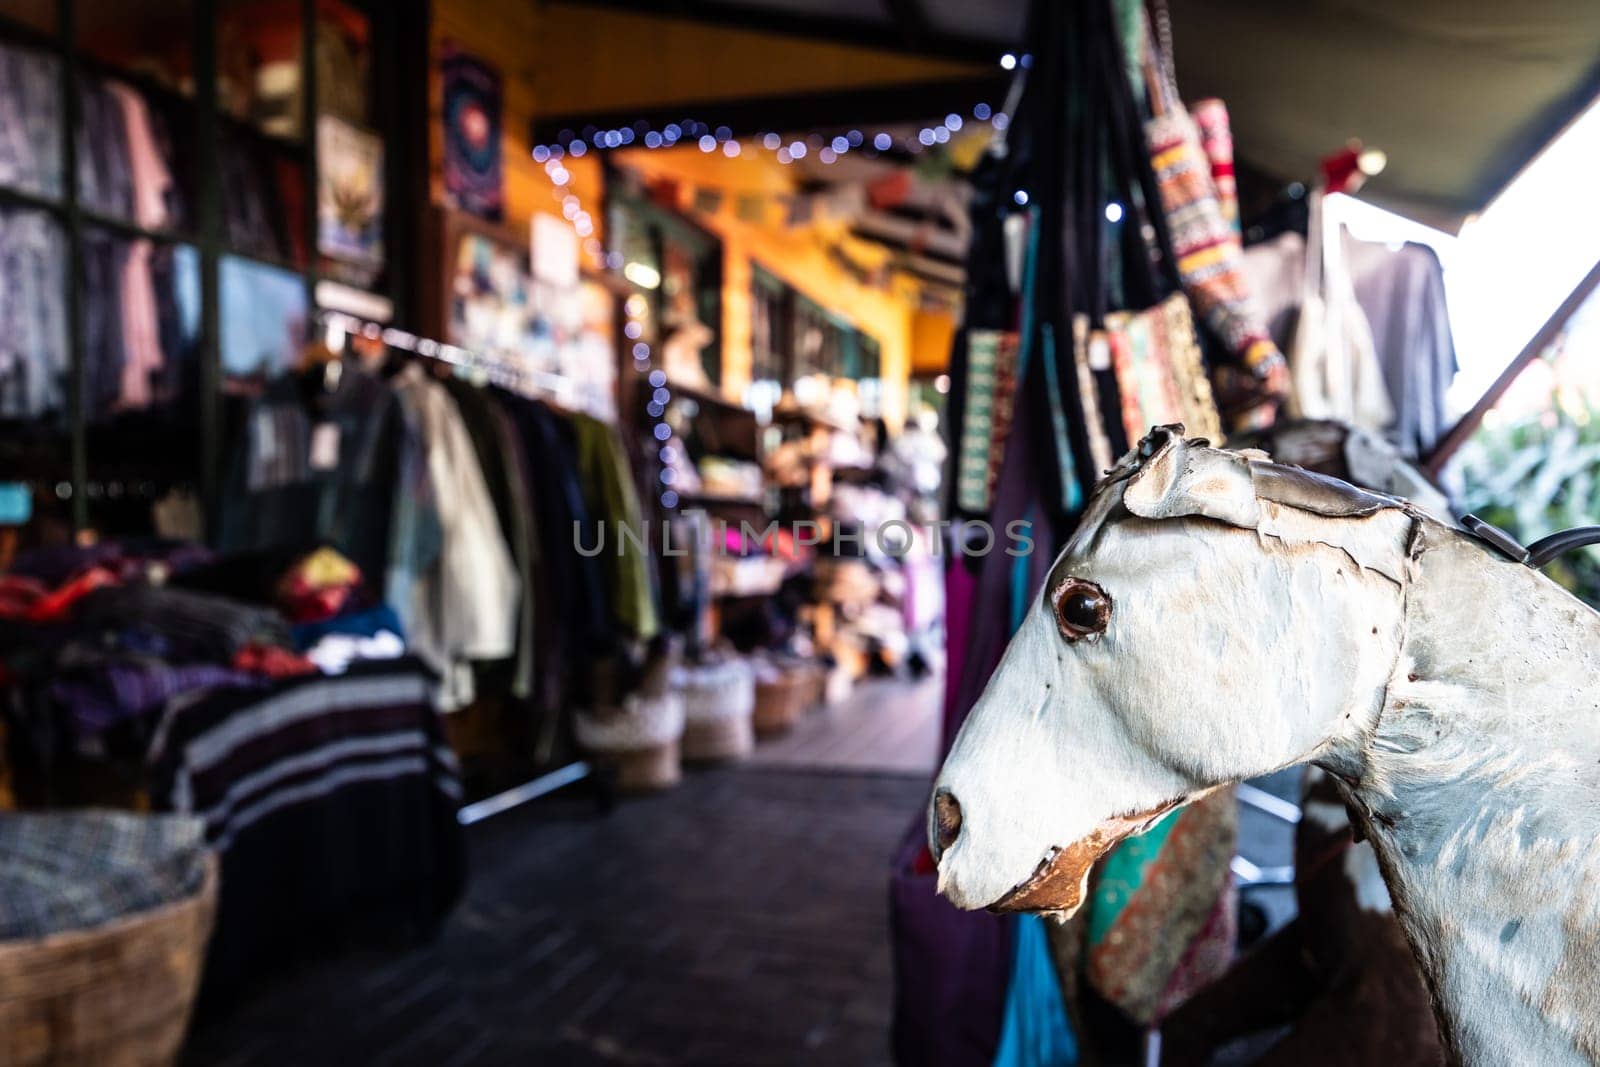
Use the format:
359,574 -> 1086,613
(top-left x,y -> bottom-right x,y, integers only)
1039,324 -> 1084,513
993,915 -> 1080,1067
1087,807 -> 1183,944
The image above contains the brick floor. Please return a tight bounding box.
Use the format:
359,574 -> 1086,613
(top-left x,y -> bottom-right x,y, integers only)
182,766 -> 930,1066
750,676 -> 941,776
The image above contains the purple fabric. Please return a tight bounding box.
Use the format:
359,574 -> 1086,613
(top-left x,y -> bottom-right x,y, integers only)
7,539 -> 215,586
6,543 -> 121,586
941,560 -> 977,752
891,820 -> 1014,1067
891,352 -> 1064,1067
50,661 -> 260,738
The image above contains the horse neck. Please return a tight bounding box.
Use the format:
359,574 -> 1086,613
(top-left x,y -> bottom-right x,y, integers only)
1346,524 -> 1600,1064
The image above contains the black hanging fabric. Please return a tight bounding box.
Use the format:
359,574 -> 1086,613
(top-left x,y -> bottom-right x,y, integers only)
893,3 -> 1199,1064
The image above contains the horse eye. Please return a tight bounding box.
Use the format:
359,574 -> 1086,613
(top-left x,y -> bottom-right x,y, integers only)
1052,579 -> 1111,640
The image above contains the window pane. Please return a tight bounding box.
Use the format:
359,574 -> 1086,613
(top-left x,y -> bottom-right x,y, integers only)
81,232 -> 202,535
221,126 -> 305,265
77,0 -> 195,98
220,254 -> 308,392
0,39 -> 62,200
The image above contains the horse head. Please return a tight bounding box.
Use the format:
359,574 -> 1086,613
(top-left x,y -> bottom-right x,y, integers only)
931,425 -> 1418,915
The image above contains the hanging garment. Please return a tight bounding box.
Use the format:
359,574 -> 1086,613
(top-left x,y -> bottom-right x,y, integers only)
993,915 -> 1079,1067
955,330 -> 1017,514
80,230 -> 128,420
1343,236 -> 1458,458
1239,229 -> 1306,355
220,358 -> 438,598
1286,191 -> 1394,432
570,411 -> 660,643
494,391 -> 609,697
0,208 -> 67,420
441,376 -> 539,700
392,364 -> 520,710
106,81 -> 174,231
115,239 -> 165,412
0,41 -> 62,200
74,76 -> 133,219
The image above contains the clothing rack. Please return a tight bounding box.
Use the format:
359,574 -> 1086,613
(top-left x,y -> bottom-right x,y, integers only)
319,310 -> 603,418
317,309 -> 605,825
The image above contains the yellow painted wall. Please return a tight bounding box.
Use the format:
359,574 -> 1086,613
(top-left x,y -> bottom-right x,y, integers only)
428,0 -> 970,426
911,307 -> 958,376
619,147 -> 920,428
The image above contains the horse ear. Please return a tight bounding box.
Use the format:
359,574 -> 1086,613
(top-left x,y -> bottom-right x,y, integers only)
1122,430 -> 1260,529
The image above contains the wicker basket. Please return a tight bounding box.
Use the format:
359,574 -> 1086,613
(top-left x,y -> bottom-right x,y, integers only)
575,691 -> 685,793
0,854 -> 218,1067
606,739 -> 683,792
753,661 -> 822,736
676,658 -> 757,763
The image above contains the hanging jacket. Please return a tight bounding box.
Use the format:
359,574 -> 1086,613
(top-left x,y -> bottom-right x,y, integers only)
570,412 -> 660,643
392,364 -> 520,710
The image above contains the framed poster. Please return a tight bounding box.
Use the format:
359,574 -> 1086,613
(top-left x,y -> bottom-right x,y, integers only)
440,44 -> 503,221
317,115 -> 385,271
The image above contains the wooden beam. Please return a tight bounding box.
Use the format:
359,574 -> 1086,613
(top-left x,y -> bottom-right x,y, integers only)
548,0 -> 1012,63
1424,257 -> 1600,477
884,0 -> 930,48
531,75 -> 1008,147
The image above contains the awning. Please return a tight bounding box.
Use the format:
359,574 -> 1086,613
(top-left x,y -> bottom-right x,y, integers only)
563,0 -> 1600,229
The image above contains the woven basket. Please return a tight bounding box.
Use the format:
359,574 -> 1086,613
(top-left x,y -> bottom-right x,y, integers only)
575,691 -> 685,793
675,659 -> 756,763
753,662 -> 821,736
0,854 -> 218,1067
605,739 -> 683,793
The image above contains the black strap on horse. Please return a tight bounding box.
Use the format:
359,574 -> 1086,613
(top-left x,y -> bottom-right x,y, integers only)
1460,515 -> 1600,569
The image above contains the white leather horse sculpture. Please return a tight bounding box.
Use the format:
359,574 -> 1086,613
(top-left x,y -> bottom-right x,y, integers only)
931,425 -> 1600,1065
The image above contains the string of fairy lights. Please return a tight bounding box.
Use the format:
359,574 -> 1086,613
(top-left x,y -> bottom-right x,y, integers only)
532,97 -> 1009,172
534,51 -> 1033,511
529,47 -> 1034,173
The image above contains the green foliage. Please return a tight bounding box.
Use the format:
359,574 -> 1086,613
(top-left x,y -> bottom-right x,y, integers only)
1457,406 -> 1600,606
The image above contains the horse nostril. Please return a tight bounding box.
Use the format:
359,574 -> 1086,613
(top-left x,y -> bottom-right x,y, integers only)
932,788 -> 963,855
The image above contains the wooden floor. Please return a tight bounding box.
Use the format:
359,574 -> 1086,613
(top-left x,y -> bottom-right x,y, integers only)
749,673 -> 941,777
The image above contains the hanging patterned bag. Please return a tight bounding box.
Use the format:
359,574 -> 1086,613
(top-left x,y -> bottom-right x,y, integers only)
1140,2 -> 1289,430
